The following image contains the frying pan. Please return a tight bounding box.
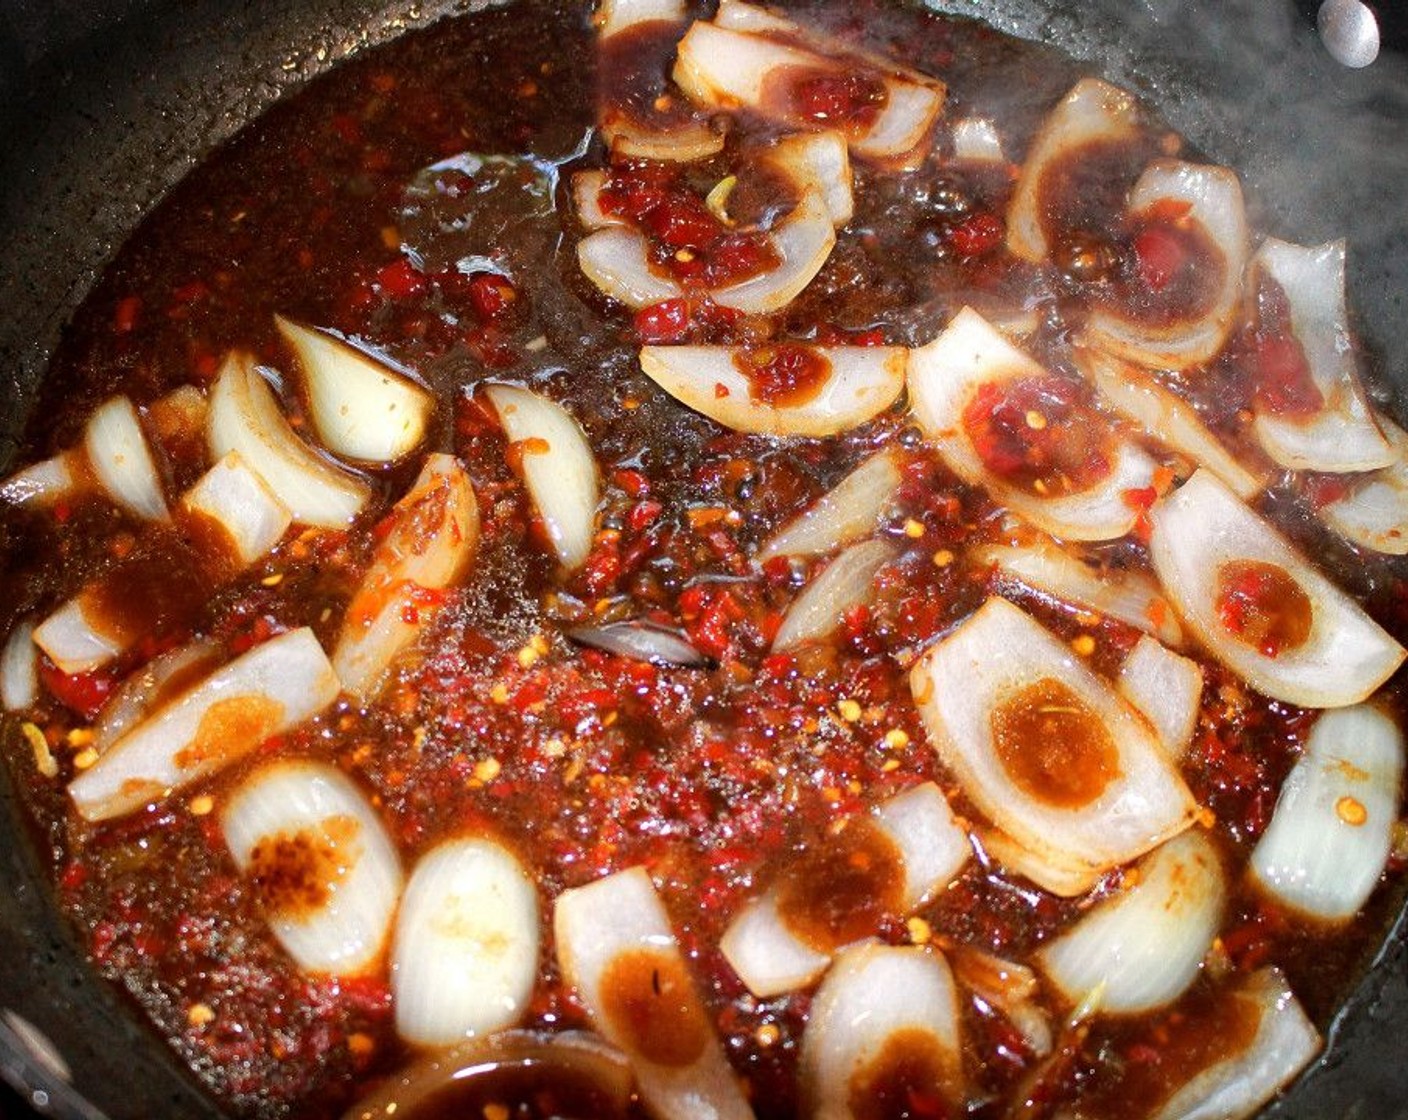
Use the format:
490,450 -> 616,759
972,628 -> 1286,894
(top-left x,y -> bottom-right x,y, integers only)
0,0 -> 1406,1116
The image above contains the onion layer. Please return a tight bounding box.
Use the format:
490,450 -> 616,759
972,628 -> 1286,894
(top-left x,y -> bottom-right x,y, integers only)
180,451 -> 292,568
1116,635 -> 1203,761
758,449 -> 901,563
1320,415 -> 1408,553
0,620 -> 37,711
576,227 -> 685,309
772,539 -> 897,651
84,396 -> 169,522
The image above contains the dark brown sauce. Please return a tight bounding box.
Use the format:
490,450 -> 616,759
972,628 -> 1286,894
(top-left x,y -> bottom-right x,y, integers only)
775,816 -> 906,952
990,678 -> 1121,809
598,947 -> 710,1068
599,20 -> 711,131
762,64 -> 889,139
734,344 -> 833,406
846,1026 -> 960,1120
396,1063 -> 630,1120
1214,559 -> 1314,659
82,528 -> 216,646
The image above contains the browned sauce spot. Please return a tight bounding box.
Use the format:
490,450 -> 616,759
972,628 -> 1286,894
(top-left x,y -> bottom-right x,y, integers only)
991,678 -> 1120,809
598,21 -> 705,129
1112,209 -> 1226,327
776,817 -> 906,952
175,506 -> 243,581
599,946 -> 709,1068
173,694 -> 285,771
82,529 -> 214,646
1214,559 -> 1314,659
847,1027 -> 959,1120
733,345 -> 832,407
1038,138 -> 1152,253
247,813 -> 362,919
763,64 -> 889,139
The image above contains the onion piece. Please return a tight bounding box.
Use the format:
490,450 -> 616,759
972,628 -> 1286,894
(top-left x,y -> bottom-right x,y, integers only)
799,942 -> 964,1120
711,0 -> 798,35
1085,161 -> 1249,370
910,596 -> 1198,892
222,759 -> 402,977
721,782 -> 969,998
393,837 -> 540,1046
764,131 -> 854,227
207,351 -> 370,528
758,449 -> 902,563
1148,469 -> 1405,707
907,307 -> 1159,541
595,0 -> 683,38
577,227 -> 685,309
147,384 -> 209,453
772,539 -> 897,651
554,866 -> 753,1120
602,115 -> 727,164
1007,79 -> 1143,263
91,638 -> 225,753
1320,415 -> 1408,553
948,946 -> 1052,1059
84,396 -> 169,521
1249,239 -> 1394,473
1148,969 -> 1320,1120
0,620 -> 38,711
1038,829 -> 1225,1014
32,598 -> 124,676
484,385 -> 600,570
976,539 -> 1184,648
341,1031 -> 634,1120
1116,635 -> 1203,762
566,620 -> 707,667
975,827 -> 1107,898
711,187 -> 836,314
639,344 -> 906,438
0,453 -> 77,507
180,451 -> 292,568
1250,703 -> 1403,923
1073,346 -> 1266,500
573,170 -> 621,231
333,454 -> 479,700
951,117 -> 1006,164
67,627 -> 341,822
277,317 -> 433,464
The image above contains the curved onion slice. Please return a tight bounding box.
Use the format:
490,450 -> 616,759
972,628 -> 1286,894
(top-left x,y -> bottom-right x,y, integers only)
907,308 -> 1159,541
0,620 -> 37,711
596,0 -> 682,38
91,638 -> 225,753
1073,346 -> 1265,500
32,598 -> 124,676
207,351 -> 370,528
0,454 -> 77,507
949,946 -> 1052,1059
1250,704 -> 1403,923
711,187 -> 835,314
84,396 -> 169,521
765,131 -> 854,227
910,596 -> 1198,894
640,344 -> 905,438
951,117 -> 1006,164
1007,79 -> 1143,263
799,943 -> 964,1120
277,317 -> 433,464
573,170 -> 620,231
333,454 -> 479,700
1148,969 -> 1320,1120
603,115 -> 727,164
1117,635 -> 1203,761
577,226 -> 685,309
772,539 -> 897,651
758,449 -> 901,563
566,620 -> 707,667
1321,416 -> 1408,553
1249,240 -> 1394,472
222,760 -> 402,977
67,628 -> 341,822
976,539 -> 1184,648
341,1031 -> 634,1120
180,451 -> 292,568
554,867 -> 753,1120
393,837 -> 540,1046
1038,829 -> 1225,1014
721,782 -> 969,998
1085,161 -> 1249,370
484,385 -> 600,570
1149,470 -> 1405,707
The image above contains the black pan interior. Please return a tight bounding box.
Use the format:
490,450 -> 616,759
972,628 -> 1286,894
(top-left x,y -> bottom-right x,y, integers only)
0,1 -> 1406,1117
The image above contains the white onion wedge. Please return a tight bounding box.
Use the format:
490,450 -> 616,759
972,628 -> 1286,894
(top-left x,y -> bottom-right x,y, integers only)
1117,635 -> 1203,761
1073,346 -> 1265,500
573,170 -> 621,231
277,317 -> 433,464
799,943 -> 964,1120
1250,704 -> 1403,923
976,539 -> 1184,648
907,308 -> 1159,541
333,454 -> 479,699
758,449 -> 902,563
1249,239 -> 1394,473
91,638 -> 225,753
84,396 -> 168,522
711,0 -> 795,33
32,598 -> 124,676
485,385 -> 599,571
180,451 -> 292,569
602,116 -> 727,164
951,117 -> 1006,164
0,454 -> 77,507
67,628 -> 340,822
0,620 -> 37,711
1085,161 -> 1249,370
1321,416 -> 1408,553
1007,78 -> 1143,263
577,227 -> 685,309
772,539 -> 897,651
1038,829 -> 1225,1014
595,0 -> 682,38
554,867 -> 753,1120
1148,470 -> 1405,707
640,344 -> 905,438
392,837 -> 540,1046
720,782 -> 969,998
910,596 -> 1198,891
765,131 -> 854,227
712,187 -> 835,314
207,351 -> 369,528
1148,969 -> 1320,1120
222,760 -> 402,977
